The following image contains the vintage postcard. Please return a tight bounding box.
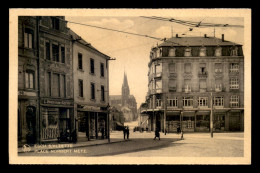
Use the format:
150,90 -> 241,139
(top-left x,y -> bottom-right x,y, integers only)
9,8 -> 251,164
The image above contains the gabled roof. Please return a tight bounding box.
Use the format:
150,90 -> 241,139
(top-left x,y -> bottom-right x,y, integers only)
69,29 -> 111,59
159,36 -> 241,47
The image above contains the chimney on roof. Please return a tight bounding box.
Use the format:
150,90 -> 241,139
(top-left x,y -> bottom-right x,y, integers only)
176,34 -> 179,38
204,34 -> 207,38
222,34 -> 225,42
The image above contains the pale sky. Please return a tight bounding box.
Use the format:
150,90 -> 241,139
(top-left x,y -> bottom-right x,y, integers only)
65,16 -> 244,108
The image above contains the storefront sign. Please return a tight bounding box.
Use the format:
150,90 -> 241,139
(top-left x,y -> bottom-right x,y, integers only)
42,99 -> 73,106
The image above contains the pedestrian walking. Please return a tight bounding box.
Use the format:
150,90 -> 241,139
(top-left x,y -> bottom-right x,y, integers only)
180,130 -> 184,140
123,126 -> 126,140
153,128 -> 160,140
126,126 -> 130,140
177,126 -> 181,134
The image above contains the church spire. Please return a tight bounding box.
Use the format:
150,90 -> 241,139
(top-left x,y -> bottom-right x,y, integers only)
123,71 -> 129,88
122,70 -> 130,106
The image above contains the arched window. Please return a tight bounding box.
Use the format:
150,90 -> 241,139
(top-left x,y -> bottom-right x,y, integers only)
184,47 -> 192,57
215,46 -> 222,57
199,46 -> 206,56
168,47 -> 176,57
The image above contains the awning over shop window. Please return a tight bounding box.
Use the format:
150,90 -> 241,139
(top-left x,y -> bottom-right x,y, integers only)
196,111 -> 210,115
167,111 -> 180,116
183,111 -> 195,117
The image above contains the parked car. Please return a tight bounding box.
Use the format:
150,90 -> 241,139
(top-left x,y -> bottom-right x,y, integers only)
133,126 -> 145,132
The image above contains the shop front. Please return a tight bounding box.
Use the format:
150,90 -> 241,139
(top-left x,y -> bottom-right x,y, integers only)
77,105 -> 109,140
228,110 -> 243,131
40,99 -> 74,142
18,97 -> 39,145
213,112 -> 226,131
166,111 -> 180,133
195,111 -> 210,132
182,111 -> 195,132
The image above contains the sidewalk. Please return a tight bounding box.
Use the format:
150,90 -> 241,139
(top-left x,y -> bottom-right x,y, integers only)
18,136 -> 127,153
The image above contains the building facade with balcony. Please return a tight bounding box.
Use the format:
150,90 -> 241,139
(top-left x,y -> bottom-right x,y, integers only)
70,30 -> 111,140
141,34 -> 244,133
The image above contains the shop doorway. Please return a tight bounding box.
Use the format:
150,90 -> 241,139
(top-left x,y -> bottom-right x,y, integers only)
229,115 -> 240,131
214,114 -> 225,131
26,106 -> 36,144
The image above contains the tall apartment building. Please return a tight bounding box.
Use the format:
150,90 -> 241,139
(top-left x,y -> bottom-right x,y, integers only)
70,30 -> 111,140
141,34 -> 244,133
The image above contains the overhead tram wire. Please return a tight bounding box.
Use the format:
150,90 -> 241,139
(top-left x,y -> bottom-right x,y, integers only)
91,17 -> 156,43
58,17 -> 183,46
140,16 -> 244,28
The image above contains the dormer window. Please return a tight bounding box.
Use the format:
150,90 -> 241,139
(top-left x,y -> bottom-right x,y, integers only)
184,47 -> 192,57
230,46 -> 238,56
51,17 -> 60,30
215,46 -> 222,57
199,46 -> 206,56
168,47 -> 176,57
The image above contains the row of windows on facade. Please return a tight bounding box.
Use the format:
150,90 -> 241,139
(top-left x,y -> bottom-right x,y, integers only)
149,78 -> 239,92
150,77 -> 240,93
25,71 -> 67,98
77,53 -> 105,77
150,46 -> 239,58
155,95 -> 240,108
78,80 -> 105,101
150,62 -> 240,75
25,70 -> 106,101
24,29 -> 66,63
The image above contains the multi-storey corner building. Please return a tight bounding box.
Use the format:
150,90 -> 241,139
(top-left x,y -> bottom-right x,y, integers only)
141,34 -> 244,133
70,30 -> 111,140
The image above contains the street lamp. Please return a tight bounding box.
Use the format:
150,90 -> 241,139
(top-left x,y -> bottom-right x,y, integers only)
210,92 -> 214,138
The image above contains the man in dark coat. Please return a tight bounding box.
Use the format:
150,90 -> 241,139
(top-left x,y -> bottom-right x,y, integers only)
123,126 -> 126,140
154,128 -> 160,140
126,126 -> 130,140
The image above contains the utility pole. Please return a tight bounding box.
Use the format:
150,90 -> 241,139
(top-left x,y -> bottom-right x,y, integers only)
164,93 -> 167,135
210,92 -> 214,138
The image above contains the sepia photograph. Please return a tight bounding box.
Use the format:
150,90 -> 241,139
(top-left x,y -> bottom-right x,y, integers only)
9,8 -> 251,164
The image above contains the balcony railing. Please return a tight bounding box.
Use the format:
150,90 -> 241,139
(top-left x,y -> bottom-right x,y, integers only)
169,87 -> 177,92
169,72 -> 177,78
198,71 -> 208,78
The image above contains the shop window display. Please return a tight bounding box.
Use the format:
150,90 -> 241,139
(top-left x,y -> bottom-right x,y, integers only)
195,115 -> 210,132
